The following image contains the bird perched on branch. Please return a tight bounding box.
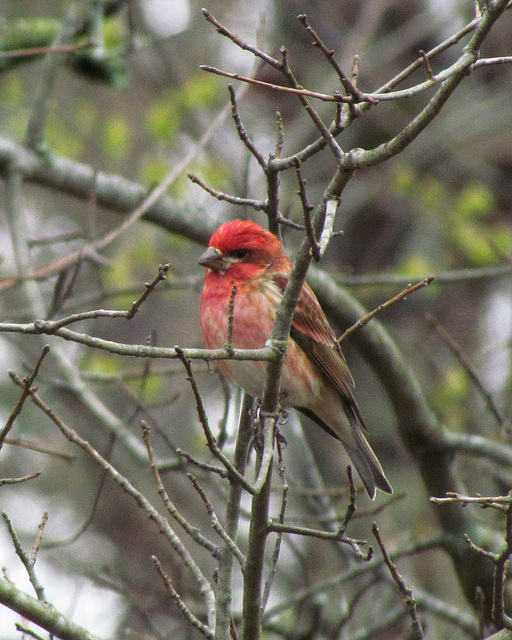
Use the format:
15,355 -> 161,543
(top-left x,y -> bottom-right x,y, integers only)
198,219 -> 392,499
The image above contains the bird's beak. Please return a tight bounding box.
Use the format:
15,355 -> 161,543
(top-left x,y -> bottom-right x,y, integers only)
198,246 -> 225,273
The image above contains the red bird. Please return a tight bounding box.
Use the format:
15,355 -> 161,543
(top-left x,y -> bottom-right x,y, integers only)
198,219 -> 392,499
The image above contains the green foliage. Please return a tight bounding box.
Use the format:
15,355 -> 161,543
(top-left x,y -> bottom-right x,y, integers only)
81,351 -> 122,376
125,373 -> 164,402
146,73 -> 222,144
104,234 -> 158,293
432,365 -> 470,430
397,254 -> 436,278
392,166 -> 511,268
102,114 -> 131,161
46,112 -> 84,159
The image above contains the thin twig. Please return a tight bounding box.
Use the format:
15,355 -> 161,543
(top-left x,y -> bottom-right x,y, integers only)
228,85 -> 267,170
1,345 -> 50,448
202,9 -> 281,70
225,284 -> 238,354
0,473 -> 41,488
293,160 -> 319,260
175,448 -> 228,478
338,278 -> 434,343
142,423 -> 220,558
372,523 -> 424,640
8,374 -> 217,628
152,555 -> 215,639
201,66 -> 352,102
2,512 -> 48,603
175,347 -> 257,494
419,49 -> 436,81
188,174 -> 265,211
297,15 -> 375,105
337,466 -> 358,535
0,40 -> 92,60
187,474 -> 245,568
126,264 -> 170,319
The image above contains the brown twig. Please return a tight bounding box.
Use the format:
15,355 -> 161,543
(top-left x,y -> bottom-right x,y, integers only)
202,9 -> 281,70
338,277 -> 434,344
1,345 -> 50,449
152,555 -> 215,639
228,85 -> 266,169
419,50 -> 436,81
225,284 -> 238,354
201,65 -> 352,103
297,15 -> 376,105
0,40 -> 92,59
187,473 -> 245,568
175,347 -> 257,494
372,523 -> 424,640
126,263 -> 170,319
293,159 -> 319,260
188,174 -> 265,211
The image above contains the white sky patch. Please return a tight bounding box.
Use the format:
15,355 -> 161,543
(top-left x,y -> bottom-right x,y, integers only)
0,493 -> 124,638
140,0 -> 191,37
480,289 -> 512,393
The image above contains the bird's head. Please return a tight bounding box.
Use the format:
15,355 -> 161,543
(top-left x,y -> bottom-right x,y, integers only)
198,220 -> 291,281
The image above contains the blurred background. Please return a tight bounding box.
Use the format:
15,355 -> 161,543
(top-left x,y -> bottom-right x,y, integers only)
0,1 -> 511,638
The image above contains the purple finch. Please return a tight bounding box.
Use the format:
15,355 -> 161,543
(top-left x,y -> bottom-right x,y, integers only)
199,219 -> 392,498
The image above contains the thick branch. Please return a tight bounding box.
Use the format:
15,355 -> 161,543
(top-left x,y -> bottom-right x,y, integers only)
0,578 -> 101,640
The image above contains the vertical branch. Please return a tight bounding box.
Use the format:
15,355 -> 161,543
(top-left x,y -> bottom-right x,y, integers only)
242,445 -> 273,640
492,501 -> 512,629
216,392 -> 254,640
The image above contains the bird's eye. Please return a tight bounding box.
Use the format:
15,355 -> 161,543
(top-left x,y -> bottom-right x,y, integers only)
230,248 -> 249,260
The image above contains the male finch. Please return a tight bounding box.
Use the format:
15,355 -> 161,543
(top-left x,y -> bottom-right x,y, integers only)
198,219 -> 392,499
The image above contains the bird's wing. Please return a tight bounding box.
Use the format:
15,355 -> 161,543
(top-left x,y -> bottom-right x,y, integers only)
272,274 -> 366,427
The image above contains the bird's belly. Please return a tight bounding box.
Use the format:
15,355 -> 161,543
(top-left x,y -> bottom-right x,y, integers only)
201,281 -> 322,405
219,340 -> 322,407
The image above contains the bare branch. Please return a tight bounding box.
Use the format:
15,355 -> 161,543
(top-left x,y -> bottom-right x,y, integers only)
339,278 -> 434,343
2,512 -> 48,603
188,173 -> 265,211
0,577 -> 102,640
126,264 -> 170,319
152,555 -> 215,639
7,375 -> 217,627
297,14 -> 375,105
0,473 -> 41,488
372,523 -> 424,640
142,423 -> 220,557
175,347 -> 258,494
1,345 -> 50,449
187,473 -> 245,568
228,85 -> 266,170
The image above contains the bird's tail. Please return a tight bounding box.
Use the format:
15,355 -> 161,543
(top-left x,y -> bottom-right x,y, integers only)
347,428 -> 392,500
